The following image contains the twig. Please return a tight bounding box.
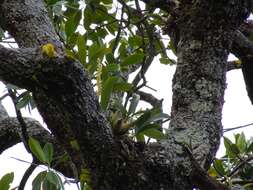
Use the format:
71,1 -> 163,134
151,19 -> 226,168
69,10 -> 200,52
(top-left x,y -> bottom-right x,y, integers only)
223,122 -> 253,132
7,89 -> 39,190
227,155 -> 253,178
7,89 -> 30,152
18,160 -> 38,190
182,144 -> 230,190
112,4 -> 124,54
136,90 -> 163,107
227,60 -> 242,71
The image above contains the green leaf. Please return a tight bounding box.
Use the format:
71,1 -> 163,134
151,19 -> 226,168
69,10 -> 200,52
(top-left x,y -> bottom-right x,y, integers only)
16,91 -> 33,110
224,136 -> 240,158
32,171 -> 47,190
101,76 -> 118,110
42,177 -> 58,190
46,0 -> 60,6
46,171 -> 64,190
113,82 -> 133,92
134,109 -> 170,133
136,123 -> 160,134
121,53 -> 144,66
43,143 -> 54,165
136,133 -> 145,142
168,40 -> 176,54
101,0 -> 112,4
147,112 -> 170,123
237,132 -> 247,153
89,43 -> 111,63
208,166 -> 218,177
141,128 -> 165,140
52,1 -> 65,17
105,53 -> 116,64
66,32 -> 78,49
29,137 -> 47,163
213,159 -> 226,176
77,34 -> 87,65
134,110 -> 152,129
128,36 -> 142,48
159,57 -> 176,65
128,94 -> 140,116
247,142 -> 253,153
0,172 -> 14,190
65,10 -> 82,38
0,27 -> 4,40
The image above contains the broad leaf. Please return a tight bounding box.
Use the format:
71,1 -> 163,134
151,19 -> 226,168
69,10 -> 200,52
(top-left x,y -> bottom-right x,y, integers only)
65,10 -> 82,38
32,171 -> 47,190
29,137 -> 46,163
141,128 -> 165,140
46,171 -> 64,190
121,53 -> 144,66
0,173 -> 14,190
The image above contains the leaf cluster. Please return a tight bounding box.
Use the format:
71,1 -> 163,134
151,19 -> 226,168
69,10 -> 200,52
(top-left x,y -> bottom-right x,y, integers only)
209,133 -> 253,189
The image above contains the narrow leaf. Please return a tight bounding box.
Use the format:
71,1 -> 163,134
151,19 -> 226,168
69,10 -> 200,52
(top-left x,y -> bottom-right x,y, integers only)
77,34 -> 87,65
213,159 -> 226,176
101,76 -> 118,110
237,132 -> 247,153
128,94 -> 140,115
43,143 -> 54,165
65,10 -> 82,37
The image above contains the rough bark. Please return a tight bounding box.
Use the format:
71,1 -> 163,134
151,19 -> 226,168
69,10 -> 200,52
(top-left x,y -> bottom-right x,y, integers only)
0,0 -> 251,190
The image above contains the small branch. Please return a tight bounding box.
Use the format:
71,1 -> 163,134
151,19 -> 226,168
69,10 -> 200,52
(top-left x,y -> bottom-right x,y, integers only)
18,160 -> 38,190
112,5 -> 124,55
232,30 -> 253,59
136,90 -> 163,108
141,0 -> 175,12
0,45 -> 41,90
7,88 -> 41,190
227,155 -> 253,179
223,122 -> 253,132
8,89 -> 31,153
227,60 -> 242,71
183,146 -> 230,190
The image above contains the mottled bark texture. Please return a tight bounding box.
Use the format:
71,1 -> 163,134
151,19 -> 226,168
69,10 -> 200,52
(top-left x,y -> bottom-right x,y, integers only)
162,1 -> 250,189
0,0 -> 250,190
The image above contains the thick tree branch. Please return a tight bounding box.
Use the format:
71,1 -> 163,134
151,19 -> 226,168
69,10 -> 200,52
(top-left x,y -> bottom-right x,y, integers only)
160,1 -> 249,189
232,30 -> 253,104
0,103 -> 74,177
0,45 -> 41,90
0,0 -> 116,181
0,0 -> 251,189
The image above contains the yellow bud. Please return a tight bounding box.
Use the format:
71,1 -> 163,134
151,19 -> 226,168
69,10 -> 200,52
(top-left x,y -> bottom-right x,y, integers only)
41,43 -> 57,58
234,60 -> 242,67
